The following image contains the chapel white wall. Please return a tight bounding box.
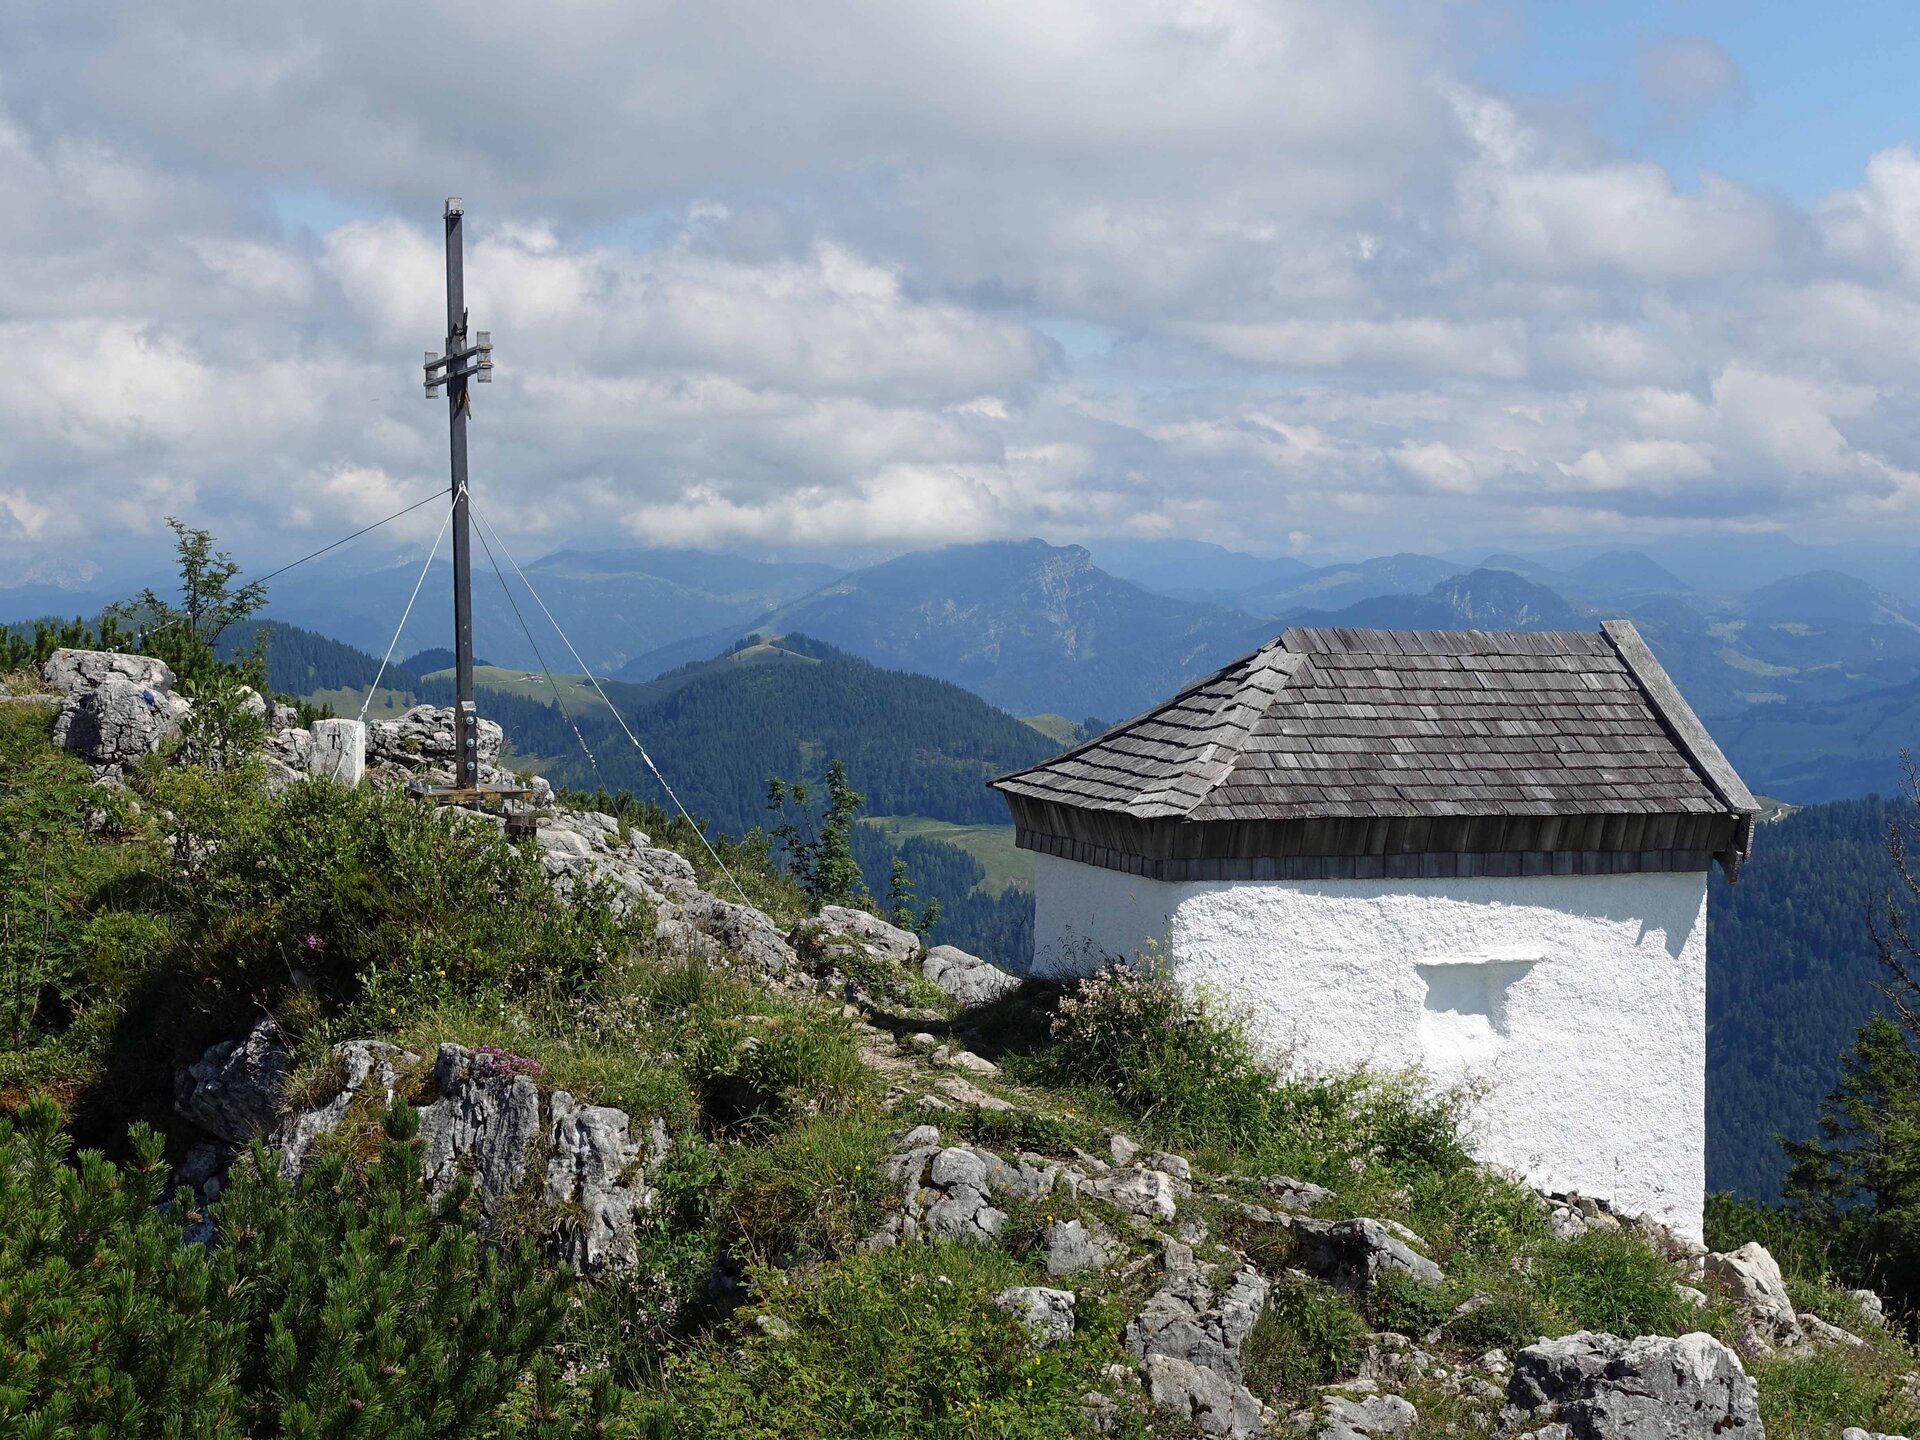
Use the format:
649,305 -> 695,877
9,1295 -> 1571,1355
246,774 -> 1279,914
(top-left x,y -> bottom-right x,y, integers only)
1030,852 -> 1710,1242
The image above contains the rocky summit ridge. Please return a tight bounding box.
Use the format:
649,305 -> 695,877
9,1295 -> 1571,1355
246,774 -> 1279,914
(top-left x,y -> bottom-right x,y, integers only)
15,647 -> 1919,1438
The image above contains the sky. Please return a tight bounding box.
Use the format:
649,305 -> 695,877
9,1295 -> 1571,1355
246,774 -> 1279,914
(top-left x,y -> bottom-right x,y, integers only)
4,1 -> 1920,584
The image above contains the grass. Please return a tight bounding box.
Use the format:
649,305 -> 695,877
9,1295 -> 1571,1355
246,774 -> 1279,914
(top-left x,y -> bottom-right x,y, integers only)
641,1243 -> 1147,1440
862,816 -> 1034,895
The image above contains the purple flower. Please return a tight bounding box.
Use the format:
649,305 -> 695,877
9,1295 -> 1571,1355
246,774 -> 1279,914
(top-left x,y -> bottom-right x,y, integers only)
301,933 -> 324,952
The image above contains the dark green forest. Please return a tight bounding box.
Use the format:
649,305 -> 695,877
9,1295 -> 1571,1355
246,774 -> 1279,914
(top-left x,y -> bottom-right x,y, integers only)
1707,795 -> 1902,1200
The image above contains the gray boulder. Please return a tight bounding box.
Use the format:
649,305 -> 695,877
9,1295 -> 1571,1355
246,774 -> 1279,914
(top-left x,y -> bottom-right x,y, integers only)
545,1092 -> 670,1271
808,905 -> 921,963
1085,1164 -> 1181,1222
41,648 -> 175,696
53,679 -> 190,770
1704,1241 -> 1800,1339
175,1016 -> 290,1144
1504,1331 -> 1760,1440
995,1286 -> 1076,1345
418,1043 -> 543,1211
1141,1354 -> 1271,1438
921,944 -> 1022,1007
1292,1217 -> 1444,1292
1291,1387 -> 1418,1440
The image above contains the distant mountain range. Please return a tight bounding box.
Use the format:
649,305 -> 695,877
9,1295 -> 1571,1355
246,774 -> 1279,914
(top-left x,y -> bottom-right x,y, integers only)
614,539 -> 1273,722
17,527 -> 1920,806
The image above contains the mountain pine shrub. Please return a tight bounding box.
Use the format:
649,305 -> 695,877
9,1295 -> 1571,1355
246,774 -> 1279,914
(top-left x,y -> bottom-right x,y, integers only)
0,1096 -> 570,1438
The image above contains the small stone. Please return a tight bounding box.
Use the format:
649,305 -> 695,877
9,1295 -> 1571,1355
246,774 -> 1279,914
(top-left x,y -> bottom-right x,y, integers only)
945,1050 -> 1000,1076
905,1032 -> 940,1053
896,1123 -> 941,1148
1262,1175 -> 1335,1212
1144,1151 -> 1193,1182
932,1075 -> 1014,1112
1110,1134 -> 1142,1166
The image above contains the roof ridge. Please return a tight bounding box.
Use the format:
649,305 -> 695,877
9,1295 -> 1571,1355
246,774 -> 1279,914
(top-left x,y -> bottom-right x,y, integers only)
987,631 -> 1290,790
1128,646 -> 1305,817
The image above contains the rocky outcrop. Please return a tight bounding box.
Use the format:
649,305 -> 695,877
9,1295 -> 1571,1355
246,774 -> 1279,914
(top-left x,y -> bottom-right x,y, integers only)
174,1029 -> 672,1274
275,1039 -> 416,1178
44,647 -> 191,775
418,1043 -> 543,1209
870,1127 -> 1062,1248
1704,1241 -> 1801,1342
174,1015 -> 291,1144
1125,1241 -> 1272,1438
921,944 -> 1022,1007
41,648 -> 176,697
805,905 -> 922,964
1290,1386 -> 1418,1440
1502,1331 -> 1760,1440
530,809 -> 797,974
545,1092 -> 671,1272
1291,1217 -> 1444,1292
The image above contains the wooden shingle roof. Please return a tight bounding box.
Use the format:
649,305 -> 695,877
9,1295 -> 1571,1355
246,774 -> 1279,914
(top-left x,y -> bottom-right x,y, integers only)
990,621 -> 1758,825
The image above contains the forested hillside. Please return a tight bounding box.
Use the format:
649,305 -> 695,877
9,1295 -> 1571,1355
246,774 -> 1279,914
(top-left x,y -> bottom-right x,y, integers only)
1707,795 -> 1902,1200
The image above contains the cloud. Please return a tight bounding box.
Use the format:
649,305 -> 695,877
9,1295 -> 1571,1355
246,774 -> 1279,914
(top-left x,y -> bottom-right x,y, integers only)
1636,35 -> 1747,129
1,3 -> 1919,576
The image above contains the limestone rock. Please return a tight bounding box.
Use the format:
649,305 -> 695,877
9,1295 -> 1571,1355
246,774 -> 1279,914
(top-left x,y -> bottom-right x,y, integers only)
1142,1353 -> 1271,1439
1291,1387 -> 1418,1440
545,1092 -> 670,1271
921,944 -> 1022,1007
1851,1288 -> 1888,1327
274,1039 -> 417,1178
53,679 -> 190,771
1085,1164 -> 1180,1222
41,648 -> 175,696
1046,1218 -> 1117,1276
1504,1331 -> 1760,1440
932,1075 -> 1014,1112
1125,1255 -> 1268,1385
808,905 -> 921,963
1292,1218 -> 1444,1292
418,1043 -> 543,1211
1262,1175 -> 1335,1212
1842,1429 -> 1909,1440
1704,1241 -> 1800,1339
175,1016 -> 290,1144
995,1286 -> 1076,1345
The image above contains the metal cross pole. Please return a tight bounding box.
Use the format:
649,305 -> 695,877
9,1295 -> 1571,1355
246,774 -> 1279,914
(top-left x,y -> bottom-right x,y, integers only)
422,197 -> 493,792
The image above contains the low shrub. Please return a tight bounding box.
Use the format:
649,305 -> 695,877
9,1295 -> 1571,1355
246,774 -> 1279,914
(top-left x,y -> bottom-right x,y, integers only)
644,1244 -> 1134,1440
1243,1273 -> 1369,1407
685,1011 -> 872,1136
1367,1268 -> 1457,1337
1044,955 -> 1276,1147
0,1095 -> 571,1438
150,776 -> 645,1026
